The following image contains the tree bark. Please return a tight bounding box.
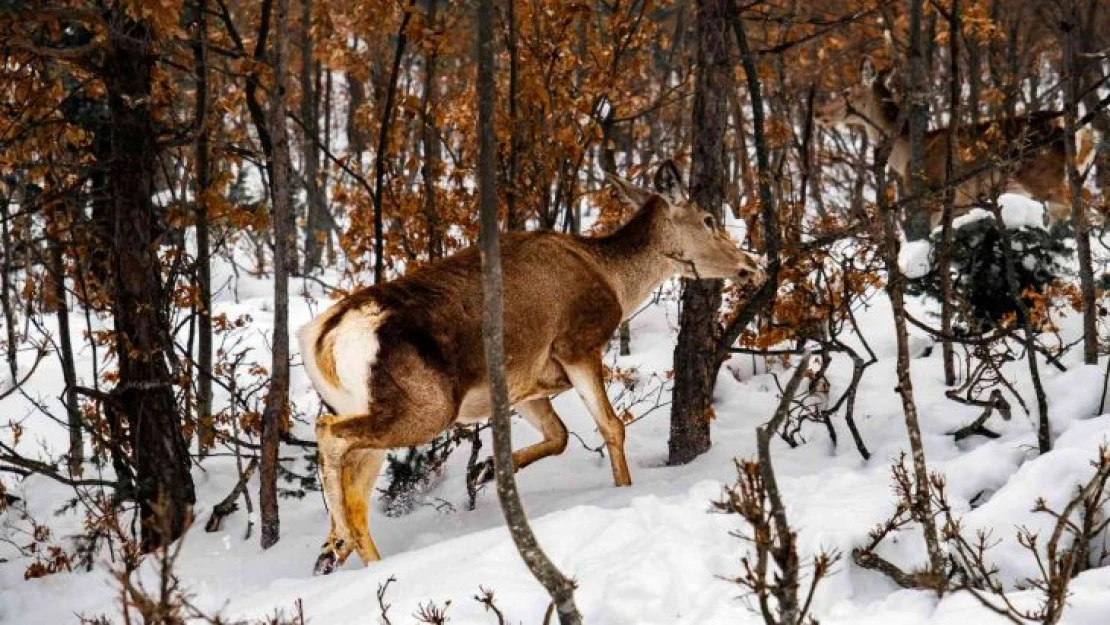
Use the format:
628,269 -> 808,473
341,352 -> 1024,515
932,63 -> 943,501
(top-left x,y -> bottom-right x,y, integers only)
372,2 -> 414,283
260,0 -> 293,550
193,0 -> 215,458
1062,13 -> 1097,365
938,0 -> 960,387
668,0 -> 730,466
104,14 -> 195,552
506,0 -> 525,231
420,0 -> 444,261
476,0 -> 581,621
0,198 -> 17,381
301,0 -> 328,273
891,0 -> 946,591
48,203 -> 83,473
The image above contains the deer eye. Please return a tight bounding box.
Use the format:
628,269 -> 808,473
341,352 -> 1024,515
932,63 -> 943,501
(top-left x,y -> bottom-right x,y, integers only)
702,214 -> 717,229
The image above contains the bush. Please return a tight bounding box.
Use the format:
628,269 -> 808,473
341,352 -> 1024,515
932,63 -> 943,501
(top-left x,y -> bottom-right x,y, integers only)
906,215 -> 1073,333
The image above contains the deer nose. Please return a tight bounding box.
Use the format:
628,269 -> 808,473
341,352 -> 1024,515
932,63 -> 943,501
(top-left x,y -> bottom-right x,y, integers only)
742,255 -> 768,284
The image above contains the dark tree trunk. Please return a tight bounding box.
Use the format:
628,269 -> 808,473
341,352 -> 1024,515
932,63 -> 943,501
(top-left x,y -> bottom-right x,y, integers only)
1064,9 -> 1097,365
104,15 -> 195,552
891,0 -> 946,589
193,0 -> 215,457
0,198 -> 17,381
506,0 -> 525,231
420,0 -> 444,261
938,0 -> 960,387
260,0 -> 293,550
372,3 -> 414,283
668,0 -> 729,466
476,0 -> 580,620
48,204 -> 83,472
301,0 -> 328,273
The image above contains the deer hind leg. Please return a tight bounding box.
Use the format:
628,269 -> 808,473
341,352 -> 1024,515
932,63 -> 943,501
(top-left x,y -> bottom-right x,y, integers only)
340,448 -> 386,565
561,357 -> 631,487
313,414 -> 387,575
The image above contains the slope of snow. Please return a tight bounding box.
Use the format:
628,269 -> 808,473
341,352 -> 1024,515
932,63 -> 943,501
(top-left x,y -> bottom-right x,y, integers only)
2,257 -> 1110,624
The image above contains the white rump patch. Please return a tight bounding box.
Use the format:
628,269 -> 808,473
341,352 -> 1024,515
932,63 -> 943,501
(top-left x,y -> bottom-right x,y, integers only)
298,302 -> 387,416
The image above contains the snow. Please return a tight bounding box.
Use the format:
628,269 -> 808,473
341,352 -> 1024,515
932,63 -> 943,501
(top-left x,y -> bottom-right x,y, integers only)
899,240 -> 933,278
2,248 -> 1110,624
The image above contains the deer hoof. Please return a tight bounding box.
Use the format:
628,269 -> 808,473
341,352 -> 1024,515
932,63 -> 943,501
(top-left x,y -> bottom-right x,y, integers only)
313,550 -> 339,576
467,457 -> 495,489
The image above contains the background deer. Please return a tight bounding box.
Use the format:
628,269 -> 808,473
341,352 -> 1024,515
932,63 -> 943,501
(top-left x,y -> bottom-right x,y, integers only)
299,160 -> 765,575
816,58 -> 1098,236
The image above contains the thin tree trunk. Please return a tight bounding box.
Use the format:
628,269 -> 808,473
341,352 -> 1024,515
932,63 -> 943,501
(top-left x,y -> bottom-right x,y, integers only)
894,0 -> 946,591
420,0 -> 444,261
967,28 -> 982,124
193,0 -> 215,457
715,4 -> 781,377
372,2 -> 414,283
105,14 -> 195,551
506,0 -> 525,231
48,203 -> 82,472
260,0 -> 293,550
476,0 -> 580,620
668,0 -> 730,466
938,0 -> 960,387
0,198 -> 17,380
301,0 -> 327,273
1062,14 -> 1097,365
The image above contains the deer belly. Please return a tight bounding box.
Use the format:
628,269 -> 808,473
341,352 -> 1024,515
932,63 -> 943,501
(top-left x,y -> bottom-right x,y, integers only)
455,360 -> 571,423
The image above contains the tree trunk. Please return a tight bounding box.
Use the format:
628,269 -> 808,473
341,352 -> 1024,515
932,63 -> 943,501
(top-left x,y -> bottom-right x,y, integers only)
506,0 -> 525,231
938,0 -> 960,387
193,0 -> 215,458
1063,11 -> 1097,365
372,3 -> 414,283
260,0 -> 293,550
0,197 -> 17,381
668,0 -> 729,466
476,0 -> 581,620
301,0 -> 328,273
420,0 -> 444,261
892,0 -> 946,590
48,204 -> 83,473
104,14 -> 195,552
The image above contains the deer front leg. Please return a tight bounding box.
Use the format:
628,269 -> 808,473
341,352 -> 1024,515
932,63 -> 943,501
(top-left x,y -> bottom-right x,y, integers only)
561,358 -> 632,487
470,397 -> 570,486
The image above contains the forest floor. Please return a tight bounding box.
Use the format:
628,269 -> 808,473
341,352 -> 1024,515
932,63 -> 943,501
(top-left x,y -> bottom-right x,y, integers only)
3,204 -> 1110,624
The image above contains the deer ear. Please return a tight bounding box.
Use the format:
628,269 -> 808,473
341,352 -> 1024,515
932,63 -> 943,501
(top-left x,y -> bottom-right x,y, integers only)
653,160 -> 687,204
605,172 -> 653,208
860,57 -> 876,86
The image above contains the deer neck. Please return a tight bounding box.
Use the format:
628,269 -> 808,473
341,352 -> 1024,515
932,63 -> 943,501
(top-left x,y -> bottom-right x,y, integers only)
859,92 -> 911,181
587,199 -> 678,318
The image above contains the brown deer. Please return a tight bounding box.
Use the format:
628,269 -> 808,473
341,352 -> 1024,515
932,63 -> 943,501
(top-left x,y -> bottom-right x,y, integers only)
299,160 -> 765,575
816,58 -> 1097,235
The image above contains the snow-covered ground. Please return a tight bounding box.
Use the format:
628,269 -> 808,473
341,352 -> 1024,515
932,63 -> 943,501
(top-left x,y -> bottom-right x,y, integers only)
2,207 -> 1110,623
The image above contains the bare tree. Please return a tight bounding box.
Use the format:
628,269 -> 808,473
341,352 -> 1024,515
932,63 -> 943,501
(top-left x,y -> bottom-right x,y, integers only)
260,0 -> 295,549
476,0 -> 581,621
669,0 -> 730,465
301,0 -> 330,273
193,0 -> 215,457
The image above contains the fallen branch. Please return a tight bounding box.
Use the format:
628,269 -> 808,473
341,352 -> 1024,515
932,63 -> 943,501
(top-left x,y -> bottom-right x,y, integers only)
204,458 -> 259,532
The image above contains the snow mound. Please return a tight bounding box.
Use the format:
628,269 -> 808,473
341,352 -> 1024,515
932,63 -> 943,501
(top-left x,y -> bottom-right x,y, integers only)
899,240 -> 933,278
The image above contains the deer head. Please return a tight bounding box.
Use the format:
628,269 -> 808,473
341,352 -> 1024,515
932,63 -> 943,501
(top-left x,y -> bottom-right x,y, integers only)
815,58 -> 902,142
606,161 -> 766,283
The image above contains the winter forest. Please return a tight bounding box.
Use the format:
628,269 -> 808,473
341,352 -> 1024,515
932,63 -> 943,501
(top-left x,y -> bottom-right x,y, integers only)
2,0 -> 1110,622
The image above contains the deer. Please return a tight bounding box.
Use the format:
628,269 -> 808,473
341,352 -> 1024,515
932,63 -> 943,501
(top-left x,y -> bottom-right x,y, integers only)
815,58 -> 1098,237
298,160 -> 766,575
